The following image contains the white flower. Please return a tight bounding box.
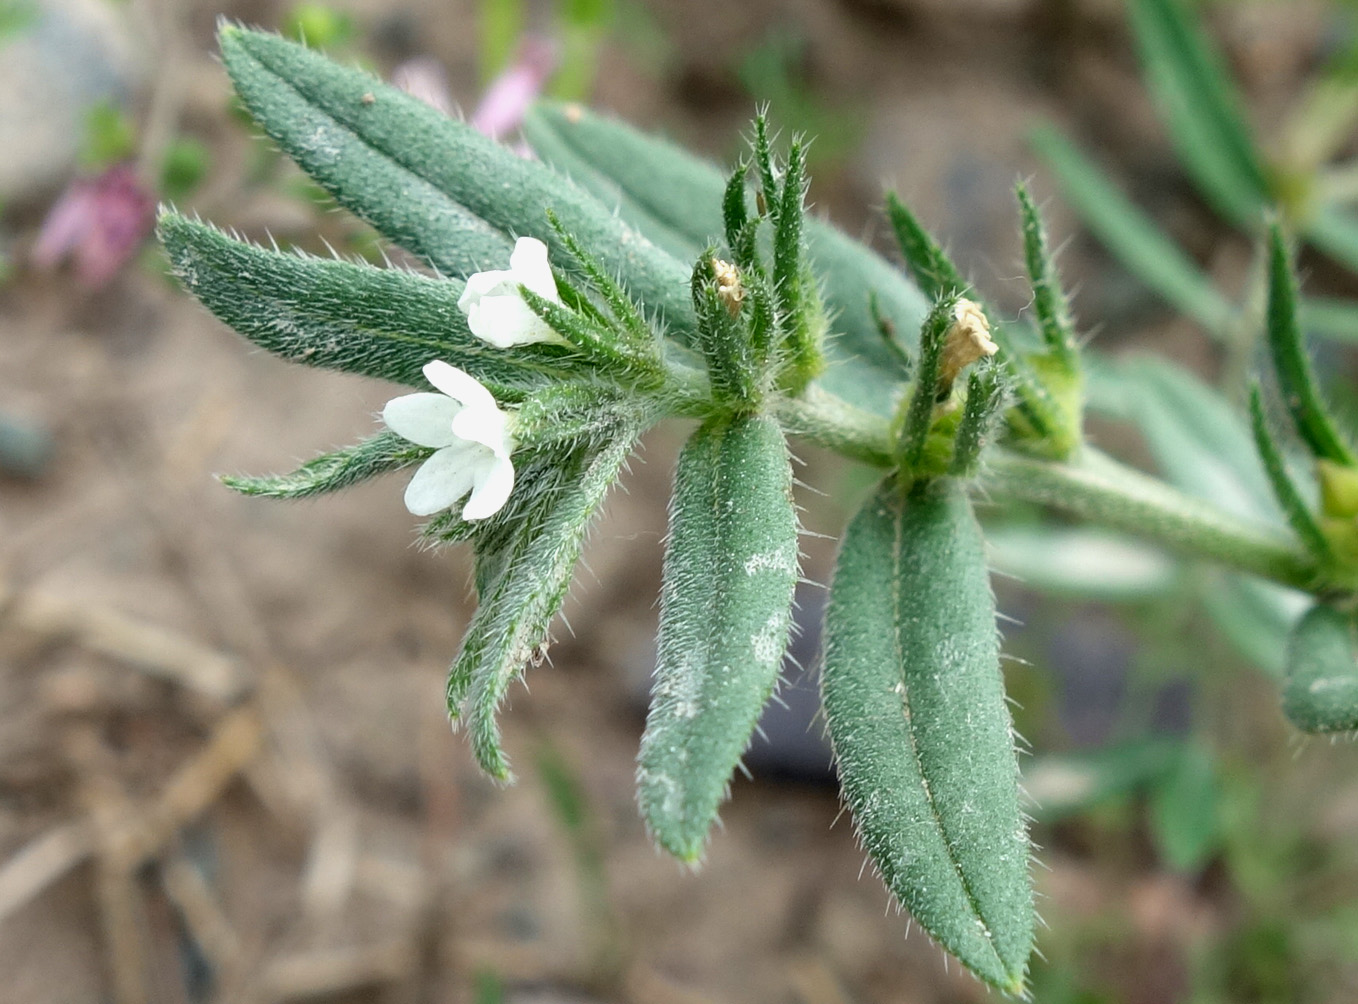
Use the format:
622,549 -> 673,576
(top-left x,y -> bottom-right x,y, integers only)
457,236 -> 564,348
383,361 -> 516,520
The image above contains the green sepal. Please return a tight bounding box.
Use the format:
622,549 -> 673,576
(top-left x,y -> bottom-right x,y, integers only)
220,430 -> 429,499
1015,181 -> 1079,371
1247,383 -> 1330,562
545,210 -> 656,349
1318,459 -> 1358,519
721,161 -> 754,266
949,361 -> 1010,478
822,477 -> 1033,994
894,294 -> 956,474
520,100 -> 929,413
885,193 -> 1065,451
1283,604 -> 1358,734
448,430 -> 639,780
691,254 -> 760,408
1266,223 -> 1357,468
637,414 -> 799,862
158,211 -> 556,397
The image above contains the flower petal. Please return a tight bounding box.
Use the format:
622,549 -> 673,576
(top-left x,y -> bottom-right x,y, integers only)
382,393 -> 460,447
509,236 -> 560,301
465,294 -> 558,348
402,445 -> 479,516
422,361 -> 499,413
451,402 -> 511,456
457,266 -> 515,311
462,454 -> 516,520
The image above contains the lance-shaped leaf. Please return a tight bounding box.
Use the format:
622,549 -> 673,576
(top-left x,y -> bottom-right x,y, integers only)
448,431 -> 638,781
1126,0 -> 1269,226
521,101 -> 929,413
1247,383 -> 1329,561
638,414 -> 799,863
822,477 -> 1032,994
217,25 -> 697,339
221,431 -> 429,499
159,211 -> 561,396
1030,124 -> 1235,336
1266,224 -> 1357,468
1283,604 -> 1358,734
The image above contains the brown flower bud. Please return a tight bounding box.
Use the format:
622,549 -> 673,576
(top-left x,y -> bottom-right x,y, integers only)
937,298 -> 997,398
712,258 -> 744,317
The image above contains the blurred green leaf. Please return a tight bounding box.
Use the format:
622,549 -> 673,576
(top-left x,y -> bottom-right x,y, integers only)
1196,569 -> 1308,679
80,100 -> 136,170
0,0 -> 36,42
282,2 -> 354,49
160,137 -> 211,201
986,525 -> 1178,601
479,0 -> 524,80
1149,743 -> 1221,872
1126,0 -> 1269,225
1022,738 -> 1182,823
1089,356 -> 1278,523
738,30 -> 859,165
1030,124 -> 1235,335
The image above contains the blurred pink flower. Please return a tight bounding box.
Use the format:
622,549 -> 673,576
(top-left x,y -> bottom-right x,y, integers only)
471,37 -> 557,140
391,56 -> 455,117
394,37 -> 557,146
32,163 -> 155,289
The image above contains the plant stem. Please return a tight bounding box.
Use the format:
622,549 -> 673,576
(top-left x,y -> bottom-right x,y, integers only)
984,448 -> 1325,592
775,389 -> 1335,593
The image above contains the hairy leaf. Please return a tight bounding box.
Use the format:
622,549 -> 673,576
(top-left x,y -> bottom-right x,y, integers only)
638,414 -> 798,862
218,25 -> 695,336
1266,224 -> 1357,468
221,430 -> 429,498
159,212 -> 560,396
1283,604 -> 1358,734
450,432 -> 638,780
823,477 -> 1032,994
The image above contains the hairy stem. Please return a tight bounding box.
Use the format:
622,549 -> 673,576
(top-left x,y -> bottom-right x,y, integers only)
771,389 -> 1334,593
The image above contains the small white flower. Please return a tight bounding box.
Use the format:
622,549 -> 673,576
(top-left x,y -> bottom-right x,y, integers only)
383,361 -> 516,520
457,236 -> 564,348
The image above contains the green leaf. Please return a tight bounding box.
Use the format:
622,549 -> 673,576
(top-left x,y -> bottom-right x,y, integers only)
1299,295 -> 1358,343
1088,355 -> 1279,524
1283,603 -> 1358,734
823,477 -> 1032,994
1266,223 -> 1357,468
984,525 -> 1178,602
1021,738 -> 1182,822
520,101 -> 929,413
1030,125 -> 1236,335
1148,744 -> 1221,873
1126,0 -> 1269,225
1303,207 -> 1358,277
221,430 -> 429,498
158,211 -> 565,396
1247,383 -> 1329,561
217,25 -> 694,331
638,414 -> 798,862
451,431 -> 638,780
1196,569 -> 1307,679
